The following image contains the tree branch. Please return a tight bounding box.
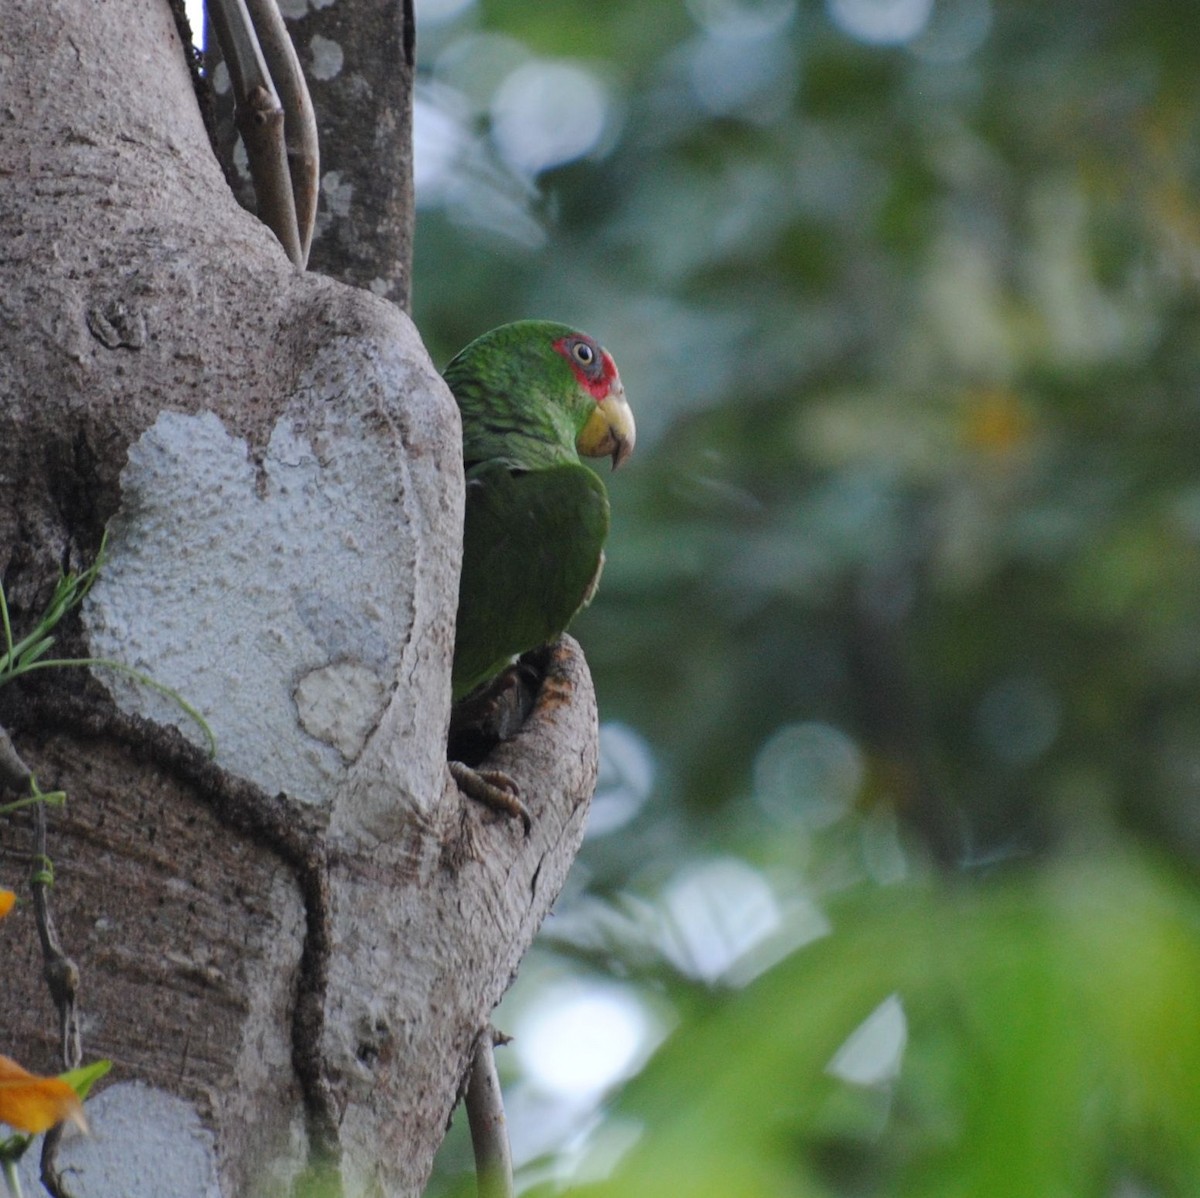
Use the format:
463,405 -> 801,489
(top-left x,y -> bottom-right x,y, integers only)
465,1029 -> 515,1198
207,0 -> 305,265
245,0 -> 319,263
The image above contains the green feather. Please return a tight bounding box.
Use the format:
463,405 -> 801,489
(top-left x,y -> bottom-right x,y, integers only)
444,321 -> 599,472
444,321 -> 616,701
453,462 -> 608,699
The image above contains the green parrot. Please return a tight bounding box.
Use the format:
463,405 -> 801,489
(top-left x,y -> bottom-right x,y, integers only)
444,320 -> 636,707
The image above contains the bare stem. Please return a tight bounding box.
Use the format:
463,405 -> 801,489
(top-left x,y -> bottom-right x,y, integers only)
207,0 -> 304,266
2,1158 -> 24,1198
245,0 -> 319,264
0,724 -> 32,794
465,1029 -> 515,1198
31,799 -> 81,1072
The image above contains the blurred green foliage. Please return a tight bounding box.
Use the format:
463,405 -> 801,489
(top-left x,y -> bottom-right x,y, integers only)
413,0 -> 1200,1193
568,853 -> 1200,1197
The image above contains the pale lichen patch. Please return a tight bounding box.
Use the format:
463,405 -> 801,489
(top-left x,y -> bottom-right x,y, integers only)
322,169 -> 354,216
309,34 -> 345,81
20,1084 -> 220,1198
83,341 -> 423,807
295,660 -> 389,761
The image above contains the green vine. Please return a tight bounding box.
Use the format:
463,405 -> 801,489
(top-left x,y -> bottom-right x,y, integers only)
0,779 -> 65,819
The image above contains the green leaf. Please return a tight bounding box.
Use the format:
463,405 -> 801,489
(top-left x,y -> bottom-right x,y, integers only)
59,1059 -> 112,1104
574,854 -> 1200,1197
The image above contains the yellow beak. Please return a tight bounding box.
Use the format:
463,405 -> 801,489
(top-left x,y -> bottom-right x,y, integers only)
576,382 -> 636,470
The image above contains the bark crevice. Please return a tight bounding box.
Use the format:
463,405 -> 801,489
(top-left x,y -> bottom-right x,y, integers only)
4,686 -> 343,1161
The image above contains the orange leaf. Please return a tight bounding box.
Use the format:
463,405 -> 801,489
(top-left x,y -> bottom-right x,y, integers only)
0,1054 -> 87,1134
0,889 -> 14,918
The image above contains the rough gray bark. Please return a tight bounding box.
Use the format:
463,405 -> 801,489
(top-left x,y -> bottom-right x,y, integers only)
0,1 -> 597,1195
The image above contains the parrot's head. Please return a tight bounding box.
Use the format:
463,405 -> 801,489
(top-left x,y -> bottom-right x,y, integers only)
444,320 -> 636,472
551,330 -> 636,471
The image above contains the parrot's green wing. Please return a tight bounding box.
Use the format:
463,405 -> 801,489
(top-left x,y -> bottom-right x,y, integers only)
451,460 -> 609,701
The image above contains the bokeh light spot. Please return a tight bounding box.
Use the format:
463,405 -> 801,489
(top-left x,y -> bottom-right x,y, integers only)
491,61 -> 609,176
910,0 -> 992,61
659,858 -> 782,982
412,82 -> 470,199
687,0 -> 797,37
687,29 -> 798,121
754,721 -> 864,828
827,993 -> 908,1085
433,32 -> 532,108
514,984 -> 655,1099
827,0 -> 933,44
976,675 -> 1061,767
589,723 -> 656,837
415,0 -> 476,23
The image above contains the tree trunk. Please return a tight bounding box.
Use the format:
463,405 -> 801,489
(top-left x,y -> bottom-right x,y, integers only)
0,1 -> 597,1194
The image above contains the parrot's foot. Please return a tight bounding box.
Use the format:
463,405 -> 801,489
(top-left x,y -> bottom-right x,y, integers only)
450,761 -> 532,834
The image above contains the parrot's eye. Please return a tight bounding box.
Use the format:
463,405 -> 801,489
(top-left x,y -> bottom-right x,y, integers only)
572,342 -> 596,367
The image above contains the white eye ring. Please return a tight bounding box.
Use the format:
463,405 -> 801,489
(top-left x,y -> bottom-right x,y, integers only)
573,342 -> 595,366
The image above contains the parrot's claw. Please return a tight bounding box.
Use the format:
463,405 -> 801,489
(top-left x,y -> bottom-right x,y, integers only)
450,761 -> 532,834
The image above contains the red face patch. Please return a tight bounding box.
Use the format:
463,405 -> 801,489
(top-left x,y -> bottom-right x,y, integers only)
553,334 -> 619,401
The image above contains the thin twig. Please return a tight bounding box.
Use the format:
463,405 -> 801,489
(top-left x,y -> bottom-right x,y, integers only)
0,724 -> 32,793
2,1158 -> 24,1198
465,1029 -> 515,1198
245,0 -> 319,264
0,724 -> 80,1195
32,797 -> 81,1198
39,1126 -> 69,1198
32,801 -> 81,1071
207,0 -> 304,265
